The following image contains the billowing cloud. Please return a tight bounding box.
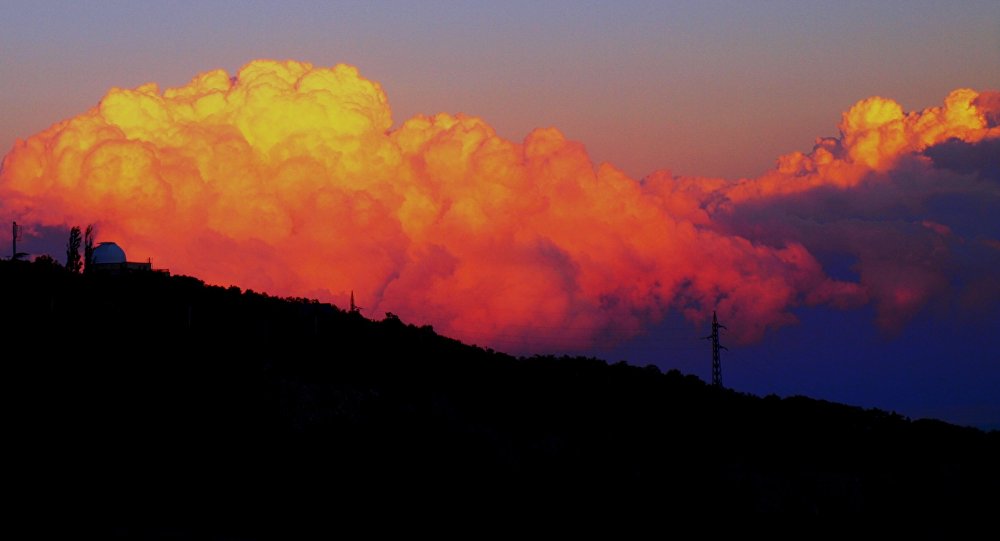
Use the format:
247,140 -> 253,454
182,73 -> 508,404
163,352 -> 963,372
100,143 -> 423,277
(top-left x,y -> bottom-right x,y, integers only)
1,60 -> 996,351
671,89 -> 1000,333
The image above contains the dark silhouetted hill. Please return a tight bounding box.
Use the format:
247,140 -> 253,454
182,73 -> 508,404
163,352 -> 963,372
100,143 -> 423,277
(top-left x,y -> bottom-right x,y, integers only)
3,257 -> 998,533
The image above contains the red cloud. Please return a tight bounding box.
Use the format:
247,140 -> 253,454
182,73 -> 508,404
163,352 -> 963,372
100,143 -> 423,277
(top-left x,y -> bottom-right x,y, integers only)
1,60 -> 996,350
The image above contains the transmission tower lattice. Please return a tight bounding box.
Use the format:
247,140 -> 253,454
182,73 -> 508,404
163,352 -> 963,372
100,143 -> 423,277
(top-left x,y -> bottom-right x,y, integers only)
703,311 -> 727,387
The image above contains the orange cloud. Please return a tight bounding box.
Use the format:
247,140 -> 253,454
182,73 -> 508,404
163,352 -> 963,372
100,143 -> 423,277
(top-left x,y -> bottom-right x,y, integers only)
1,60 -> 995,351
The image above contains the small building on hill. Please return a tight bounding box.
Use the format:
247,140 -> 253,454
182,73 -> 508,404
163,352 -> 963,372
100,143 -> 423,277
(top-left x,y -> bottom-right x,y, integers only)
90,242 -> 159,274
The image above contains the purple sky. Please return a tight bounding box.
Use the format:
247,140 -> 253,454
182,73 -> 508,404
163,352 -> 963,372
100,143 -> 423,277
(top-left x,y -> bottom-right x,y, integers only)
1,1 -> 998,429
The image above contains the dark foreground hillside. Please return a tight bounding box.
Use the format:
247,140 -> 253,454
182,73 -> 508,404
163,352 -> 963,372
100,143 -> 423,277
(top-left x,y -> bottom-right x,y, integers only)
3,258 -> 998,532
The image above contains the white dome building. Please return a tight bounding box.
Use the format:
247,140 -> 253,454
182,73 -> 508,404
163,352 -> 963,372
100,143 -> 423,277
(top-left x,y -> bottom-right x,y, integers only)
92,242 -> 127,265
89,241 -> 155,274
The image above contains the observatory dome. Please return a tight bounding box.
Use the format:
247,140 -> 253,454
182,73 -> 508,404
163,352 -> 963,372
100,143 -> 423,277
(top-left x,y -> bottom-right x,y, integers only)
92,242 -> 127,264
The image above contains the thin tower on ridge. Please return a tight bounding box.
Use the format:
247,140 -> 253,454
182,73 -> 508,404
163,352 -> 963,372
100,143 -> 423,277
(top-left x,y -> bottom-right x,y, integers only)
704,311 -> 727,387
11,221 -> 24,260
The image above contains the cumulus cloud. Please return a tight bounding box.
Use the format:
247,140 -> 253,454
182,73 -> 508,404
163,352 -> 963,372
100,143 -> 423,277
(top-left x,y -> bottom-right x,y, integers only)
1,60 -> 996,351
691,90 -> 1000,333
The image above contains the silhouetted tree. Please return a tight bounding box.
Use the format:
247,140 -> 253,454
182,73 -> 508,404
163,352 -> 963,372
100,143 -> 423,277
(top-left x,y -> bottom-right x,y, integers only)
33,254 -> 62,269
66,226 -> 82,273
84,224 -> 95,273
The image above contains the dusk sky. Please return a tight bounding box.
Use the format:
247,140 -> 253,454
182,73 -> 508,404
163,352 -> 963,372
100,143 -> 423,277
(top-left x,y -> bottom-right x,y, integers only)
2,1 -> 999,429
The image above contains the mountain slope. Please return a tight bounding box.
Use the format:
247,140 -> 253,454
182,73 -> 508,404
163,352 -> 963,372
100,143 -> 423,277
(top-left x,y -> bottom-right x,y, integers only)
3,258 -> 997,530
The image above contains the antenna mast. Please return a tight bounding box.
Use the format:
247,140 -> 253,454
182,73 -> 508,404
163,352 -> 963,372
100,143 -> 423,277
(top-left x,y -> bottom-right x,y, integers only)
11,221 -> 23,260
703,311 -> 727,387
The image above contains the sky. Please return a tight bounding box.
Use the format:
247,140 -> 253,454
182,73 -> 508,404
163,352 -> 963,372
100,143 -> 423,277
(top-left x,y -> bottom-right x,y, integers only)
1,1 -> 998,429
